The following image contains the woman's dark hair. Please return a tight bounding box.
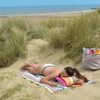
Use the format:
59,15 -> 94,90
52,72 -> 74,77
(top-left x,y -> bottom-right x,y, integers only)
64,67 -> 74,76
64,67 -> 88,82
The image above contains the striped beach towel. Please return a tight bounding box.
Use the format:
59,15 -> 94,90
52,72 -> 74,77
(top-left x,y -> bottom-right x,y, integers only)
18,71 -> 96,93
18,71 -> 68,93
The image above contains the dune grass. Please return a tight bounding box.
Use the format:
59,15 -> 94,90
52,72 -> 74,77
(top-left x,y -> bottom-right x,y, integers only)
0,18 -> 27,68
0,17 -> 46,68
43,11 -> 100,63
97,8 -> 100,14
0,11 -> 100,68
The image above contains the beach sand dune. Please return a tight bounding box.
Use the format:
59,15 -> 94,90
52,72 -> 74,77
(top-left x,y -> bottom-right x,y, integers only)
0,39 -> 100,100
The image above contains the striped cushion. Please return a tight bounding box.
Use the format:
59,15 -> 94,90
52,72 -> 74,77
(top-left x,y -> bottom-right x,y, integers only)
56,76 -> 76,86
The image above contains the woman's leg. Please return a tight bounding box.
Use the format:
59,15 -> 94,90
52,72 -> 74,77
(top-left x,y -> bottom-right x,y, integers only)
23,66 -> 42,75
20,61 -> 38,69
20,61 -> 45,75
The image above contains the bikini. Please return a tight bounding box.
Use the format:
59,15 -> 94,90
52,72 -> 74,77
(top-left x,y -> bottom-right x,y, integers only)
42,64 -> 55,75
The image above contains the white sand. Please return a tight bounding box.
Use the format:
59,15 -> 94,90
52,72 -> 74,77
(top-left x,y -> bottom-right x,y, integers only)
0,38 -> 100,100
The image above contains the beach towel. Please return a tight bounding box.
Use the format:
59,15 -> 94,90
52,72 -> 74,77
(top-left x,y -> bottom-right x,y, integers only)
18,71 -> 68,93
18,71 -> 96,93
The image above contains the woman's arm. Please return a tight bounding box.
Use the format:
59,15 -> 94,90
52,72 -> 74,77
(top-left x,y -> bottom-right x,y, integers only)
40,71 -> 59,87
75,79 -> 84,85
74,72 -> 87,84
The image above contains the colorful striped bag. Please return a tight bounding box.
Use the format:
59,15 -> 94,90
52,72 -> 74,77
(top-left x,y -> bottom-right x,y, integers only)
82,47 -> 100,70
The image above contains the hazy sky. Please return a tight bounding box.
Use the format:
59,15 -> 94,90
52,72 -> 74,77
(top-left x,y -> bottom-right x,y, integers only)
0,0 -> 100,7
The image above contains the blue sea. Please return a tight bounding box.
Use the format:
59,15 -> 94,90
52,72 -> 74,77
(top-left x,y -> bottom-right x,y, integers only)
0,5 -> 100,17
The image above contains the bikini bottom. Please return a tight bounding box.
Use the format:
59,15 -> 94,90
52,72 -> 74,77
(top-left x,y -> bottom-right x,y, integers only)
42,64 -> 55,75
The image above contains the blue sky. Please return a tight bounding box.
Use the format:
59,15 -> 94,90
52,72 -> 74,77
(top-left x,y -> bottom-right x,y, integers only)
0,0 -> 100,7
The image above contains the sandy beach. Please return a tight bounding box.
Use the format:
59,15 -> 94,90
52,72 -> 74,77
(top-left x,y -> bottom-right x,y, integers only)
0,38 -> 100,100
0,13 -> 100,100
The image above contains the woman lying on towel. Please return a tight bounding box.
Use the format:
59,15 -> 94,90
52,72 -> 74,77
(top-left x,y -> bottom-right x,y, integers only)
20,61 -> 88,87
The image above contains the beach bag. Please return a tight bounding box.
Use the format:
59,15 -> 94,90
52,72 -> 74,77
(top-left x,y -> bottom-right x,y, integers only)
82,47 -> 100,70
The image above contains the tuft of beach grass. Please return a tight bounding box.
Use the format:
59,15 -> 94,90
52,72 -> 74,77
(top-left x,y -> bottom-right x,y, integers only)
0,11 -> 100,68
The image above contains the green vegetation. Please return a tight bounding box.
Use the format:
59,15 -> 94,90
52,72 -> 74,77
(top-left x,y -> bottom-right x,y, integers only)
0,72 -> 17,81
0,84 -> 22,100
0,18 -> 27,68
0,11 -> 100,68
97,8 -> 100,14
20,94 -> 39,100
42,11 -> 100,63
0,17 -> 45,68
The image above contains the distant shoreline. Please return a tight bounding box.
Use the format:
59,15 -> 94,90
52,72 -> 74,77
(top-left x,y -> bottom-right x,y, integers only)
0,10 -> 96,19
0,5 -> 99,17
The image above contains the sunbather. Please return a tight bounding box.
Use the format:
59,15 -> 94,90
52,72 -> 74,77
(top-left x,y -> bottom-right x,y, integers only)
20,61 -> 88,87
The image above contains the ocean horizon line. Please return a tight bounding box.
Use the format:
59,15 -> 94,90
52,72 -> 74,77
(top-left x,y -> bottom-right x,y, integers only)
0,10 -> 95,17
0,4 -> 100,7
0,5 -> 99,17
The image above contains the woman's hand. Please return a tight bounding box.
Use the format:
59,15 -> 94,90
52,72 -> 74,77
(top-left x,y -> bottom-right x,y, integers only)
50,82 -> 58,87
75,79 -> 84,85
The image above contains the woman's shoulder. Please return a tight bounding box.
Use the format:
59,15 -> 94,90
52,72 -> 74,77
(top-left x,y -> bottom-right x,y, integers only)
53,68 -> 62,72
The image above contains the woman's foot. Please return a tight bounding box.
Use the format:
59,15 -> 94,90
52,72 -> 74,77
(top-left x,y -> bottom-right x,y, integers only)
20,61 -> 30,70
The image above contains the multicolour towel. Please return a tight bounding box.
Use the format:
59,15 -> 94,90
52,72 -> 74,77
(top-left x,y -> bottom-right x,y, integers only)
18,71 -> 96,93
18,71 -> 68,93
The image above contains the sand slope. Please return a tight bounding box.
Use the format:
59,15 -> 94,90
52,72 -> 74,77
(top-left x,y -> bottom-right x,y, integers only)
0,39 -> 100,100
